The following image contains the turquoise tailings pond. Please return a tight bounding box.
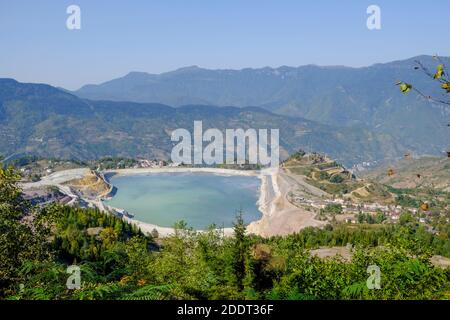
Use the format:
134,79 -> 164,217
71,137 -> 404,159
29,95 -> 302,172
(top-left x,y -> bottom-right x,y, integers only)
104,172 -> 262,230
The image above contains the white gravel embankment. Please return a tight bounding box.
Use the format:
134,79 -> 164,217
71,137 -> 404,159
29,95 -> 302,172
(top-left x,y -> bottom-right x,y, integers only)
20,168 -> 91,206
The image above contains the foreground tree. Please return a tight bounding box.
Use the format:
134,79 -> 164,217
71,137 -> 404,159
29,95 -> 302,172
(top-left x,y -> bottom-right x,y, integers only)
231,211 -> 250,292
0,167 -> 55,297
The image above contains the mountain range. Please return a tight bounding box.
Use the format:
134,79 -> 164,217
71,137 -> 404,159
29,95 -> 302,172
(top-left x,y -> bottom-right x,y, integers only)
0,55 -> 448,167
74,55 -> 449,158
0,78 -> 406,167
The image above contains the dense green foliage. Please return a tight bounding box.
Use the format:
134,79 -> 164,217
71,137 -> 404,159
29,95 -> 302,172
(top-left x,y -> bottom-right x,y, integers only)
396,194 -> 421,208
54,206 -> 144,261
322,204 -> 343,215
329,174 -> 345,184
387,185 -> 449,209
0,167 -> 57,296
0,168 -> 449,300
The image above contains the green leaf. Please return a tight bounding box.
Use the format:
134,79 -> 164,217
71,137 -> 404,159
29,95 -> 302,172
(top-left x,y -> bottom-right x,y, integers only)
434,64 -> 444,79
399,82 -> 412,93
441,82 -> 450,93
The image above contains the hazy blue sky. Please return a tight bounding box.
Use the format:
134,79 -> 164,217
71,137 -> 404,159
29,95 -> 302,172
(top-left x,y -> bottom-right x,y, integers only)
1,0 -> 449,90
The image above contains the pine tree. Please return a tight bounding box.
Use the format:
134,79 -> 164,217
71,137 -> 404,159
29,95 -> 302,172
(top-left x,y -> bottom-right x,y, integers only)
231,210 -> 249,292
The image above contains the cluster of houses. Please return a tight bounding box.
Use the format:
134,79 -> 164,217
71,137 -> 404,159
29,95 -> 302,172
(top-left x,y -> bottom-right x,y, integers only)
290,195 -> 429,224
351,160 -> 379,172
19,159 -> 78,178
136,159 -> 179,168
20,165 -> 53,176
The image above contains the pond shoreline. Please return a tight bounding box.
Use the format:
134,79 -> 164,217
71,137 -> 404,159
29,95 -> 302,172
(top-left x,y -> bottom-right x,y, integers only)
21,166 -> 322,238
100,167 -> 277,237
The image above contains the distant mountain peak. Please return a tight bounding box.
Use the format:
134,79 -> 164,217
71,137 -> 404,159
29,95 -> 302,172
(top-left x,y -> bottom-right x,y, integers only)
166,65 -> 204,75
0,78 -> 19,84
177,65 -> 201,71
122,71 -> 153,80
125,71 -> 150,77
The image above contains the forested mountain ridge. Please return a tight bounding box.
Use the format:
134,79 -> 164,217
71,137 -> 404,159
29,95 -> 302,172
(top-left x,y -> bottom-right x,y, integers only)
0,79 -> 408,166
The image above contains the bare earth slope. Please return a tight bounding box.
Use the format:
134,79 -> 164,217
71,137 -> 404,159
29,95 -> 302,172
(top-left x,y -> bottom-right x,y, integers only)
363,157 -> 450,192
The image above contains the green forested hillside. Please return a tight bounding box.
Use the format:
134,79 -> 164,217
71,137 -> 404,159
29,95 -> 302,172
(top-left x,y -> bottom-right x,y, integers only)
1,167 -> 449,300
0,79 -> 408,166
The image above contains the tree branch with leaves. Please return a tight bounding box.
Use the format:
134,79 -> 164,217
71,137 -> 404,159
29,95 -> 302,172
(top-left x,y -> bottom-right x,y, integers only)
397,55 -> 450,105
